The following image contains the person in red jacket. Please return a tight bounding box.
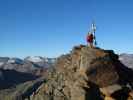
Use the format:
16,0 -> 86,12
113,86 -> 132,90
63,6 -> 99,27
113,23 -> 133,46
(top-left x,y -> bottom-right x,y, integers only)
86,32 -> 94,48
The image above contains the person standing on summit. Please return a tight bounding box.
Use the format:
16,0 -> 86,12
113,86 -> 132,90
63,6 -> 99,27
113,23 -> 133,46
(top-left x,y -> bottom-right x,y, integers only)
86,23 -> 97,48
87,32 -> 94,48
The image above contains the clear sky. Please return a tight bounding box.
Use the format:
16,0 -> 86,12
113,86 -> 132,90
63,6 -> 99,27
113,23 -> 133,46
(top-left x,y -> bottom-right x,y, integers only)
0,0 -> 133,58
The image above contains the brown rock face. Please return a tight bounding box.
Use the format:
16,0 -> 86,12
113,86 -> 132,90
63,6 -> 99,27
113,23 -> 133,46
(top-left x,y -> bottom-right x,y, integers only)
31,45 -> 133,100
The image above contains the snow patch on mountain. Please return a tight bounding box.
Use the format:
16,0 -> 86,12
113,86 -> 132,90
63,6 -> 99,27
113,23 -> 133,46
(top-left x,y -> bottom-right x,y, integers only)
119,53 -> 133,69
0,62 -> 4,66
7,58 -> 24,64
25,56 -> 44,63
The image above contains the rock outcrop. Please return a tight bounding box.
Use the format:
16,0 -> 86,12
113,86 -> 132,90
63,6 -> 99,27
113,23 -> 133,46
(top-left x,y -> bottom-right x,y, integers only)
30,45 -> 133,100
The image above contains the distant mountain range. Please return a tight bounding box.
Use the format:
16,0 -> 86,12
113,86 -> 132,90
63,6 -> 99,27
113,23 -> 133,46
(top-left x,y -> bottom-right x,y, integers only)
0,54 -> 133,73
0,56 -> 56,73
119,53 -> 133,69
0,56 -> 56,90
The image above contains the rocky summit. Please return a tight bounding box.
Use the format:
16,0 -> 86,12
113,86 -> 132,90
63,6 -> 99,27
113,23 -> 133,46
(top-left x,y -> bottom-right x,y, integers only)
27,45 -> 133,100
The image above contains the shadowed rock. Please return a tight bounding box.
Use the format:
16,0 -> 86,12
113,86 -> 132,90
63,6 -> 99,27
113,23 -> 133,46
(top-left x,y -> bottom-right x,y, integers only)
0,68 -> 39,89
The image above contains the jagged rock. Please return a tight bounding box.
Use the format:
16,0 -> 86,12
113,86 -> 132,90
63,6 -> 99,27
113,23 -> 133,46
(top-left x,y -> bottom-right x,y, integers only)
31,45 -> 133,100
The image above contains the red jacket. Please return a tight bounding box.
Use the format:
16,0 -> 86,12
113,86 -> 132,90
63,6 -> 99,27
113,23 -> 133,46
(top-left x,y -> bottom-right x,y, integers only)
87,34 -> 94,43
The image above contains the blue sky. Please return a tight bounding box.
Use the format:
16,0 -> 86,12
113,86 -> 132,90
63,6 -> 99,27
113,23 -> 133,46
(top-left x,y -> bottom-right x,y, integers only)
0,0 -> 133,58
